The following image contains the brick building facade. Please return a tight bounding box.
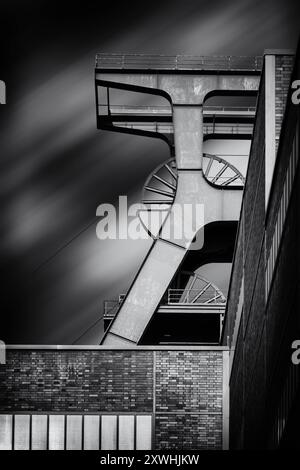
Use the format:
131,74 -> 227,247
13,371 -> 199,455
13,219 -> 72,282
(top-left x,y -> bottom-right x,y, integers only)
0,347 -> 229,450
222,48 -> 300,448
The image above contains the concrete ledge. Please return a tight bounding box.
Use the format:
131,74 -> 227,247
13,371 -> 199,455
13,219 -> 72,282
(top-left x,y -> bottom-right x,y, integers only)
6,344 -> 229,351
264,49 -> 295,56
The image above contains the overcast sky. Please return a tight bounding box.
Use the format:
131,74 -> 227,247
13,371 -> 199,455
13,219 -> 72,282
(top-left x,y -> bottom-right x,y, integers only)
0,0 -> 299,344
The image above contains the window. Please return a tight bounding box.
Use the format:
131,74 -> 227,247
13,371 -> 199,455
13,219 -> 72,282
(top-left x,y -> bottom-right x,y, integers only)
0,413 -> 152,450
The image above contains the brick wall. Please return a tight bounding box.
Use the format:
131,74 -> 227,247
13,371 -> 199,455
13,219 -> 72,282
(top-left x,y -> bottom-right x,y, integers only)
0,350 -> 153,413
154,351 -> 223,449
275,56 -> 295,151
223,65 -> 265,350
267,55 -> 296,254
0,348 -> 227,450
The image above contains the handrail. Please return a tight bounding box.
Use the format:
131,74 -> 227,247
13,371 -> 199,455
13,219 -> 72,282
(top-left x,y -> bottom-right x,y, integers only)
104,287 -> 226,319
168,288 -> 226,305
96,54 -> 262,71
98,104 -> 256,114
103,295 -> 125,318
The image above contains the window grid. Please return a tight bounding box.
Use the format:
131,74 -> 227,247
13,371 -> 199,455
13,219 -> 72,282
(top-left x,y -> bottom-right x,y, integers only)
265,124 -> 299,301
0,413 -> 152,451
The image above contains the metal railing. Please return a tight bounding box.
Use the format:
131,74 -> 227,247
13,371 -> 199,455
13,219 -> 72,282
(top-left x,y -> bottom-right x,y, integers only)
96,54 -> 262,71
103,295 -> 125,319
97,104 -> 256,115
167,288 -> 226,305
203,122 -> 253,134
109,121 -> 253,135
103,287 -> 226,324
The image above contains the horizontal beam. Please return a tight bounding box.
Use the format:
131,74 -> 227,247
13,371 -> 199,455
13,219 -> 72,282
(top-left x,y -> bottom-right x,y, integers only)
98,104 -> 256,117
157,305 -> 226,314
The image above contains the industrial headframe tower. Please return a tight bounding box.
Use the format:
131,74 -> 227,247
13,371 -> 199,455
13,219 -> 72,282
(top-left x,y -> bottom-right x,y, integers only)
95,54 -> 261,346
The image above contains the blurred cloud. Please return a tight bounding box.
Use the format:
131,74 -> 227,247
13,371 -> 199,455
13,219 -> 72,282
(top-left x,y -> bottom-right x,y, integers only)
1,0 -> 299,343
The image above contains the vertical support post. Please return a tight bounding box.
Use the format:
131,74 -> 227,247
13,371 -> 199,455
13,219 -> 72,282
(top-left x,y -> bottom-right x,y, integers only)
0,80 -> 6,105
173,105 -> 203,169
